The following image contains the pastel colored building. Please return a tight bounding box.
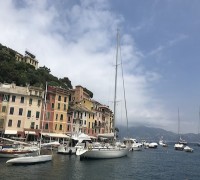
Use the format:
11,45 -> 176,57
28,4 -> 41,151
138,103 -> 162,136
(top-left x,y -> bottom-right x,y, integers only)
0,83 -> 43,137
41,86 -> 69,134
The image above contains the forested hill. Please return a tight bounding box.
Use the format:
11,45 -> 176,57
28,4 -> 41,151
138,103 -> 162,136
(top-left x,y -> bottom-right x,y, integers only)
0,44 -> 76,92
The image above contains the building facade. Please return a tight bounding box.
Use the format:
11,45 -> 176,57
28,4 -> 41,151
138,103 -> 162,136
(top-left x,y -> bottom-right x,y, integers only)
41,86 -> 69,134
15,51 -> 39,70
0,83 -> 43,137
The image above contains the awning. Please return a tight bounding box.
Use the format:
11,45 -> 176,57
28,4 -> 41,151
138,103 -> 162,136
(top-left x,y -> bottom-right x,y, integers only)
97,133 -> 115,138
42,133 -> 70,138
89,136 -> 97,139
25,131 -> 36,135
4,130 -> 17,135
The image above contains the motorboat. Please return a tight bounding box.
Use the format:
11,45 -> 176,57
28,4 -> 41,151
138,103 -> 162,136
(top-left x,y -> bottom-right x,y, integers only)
57,132 -> 93,154
148,142 -> 158,148
57,144 -> 76,155
184,146 -> 193,152
179,137 -> 187,145
174,143 -> 184,151
125,138 -> 142,151
131,143 -> 142,151
159,139 -> 168,147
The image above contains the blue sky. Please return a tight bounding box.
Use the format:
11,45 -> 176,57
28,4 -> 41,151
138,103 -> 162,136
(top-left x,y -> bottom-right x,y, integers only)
0,0 -> 200,133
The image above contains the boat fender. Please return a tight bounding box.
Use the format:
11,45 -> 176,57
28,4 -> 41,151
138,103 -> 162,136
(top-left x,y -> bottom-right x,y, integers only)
88,145 -> 92,151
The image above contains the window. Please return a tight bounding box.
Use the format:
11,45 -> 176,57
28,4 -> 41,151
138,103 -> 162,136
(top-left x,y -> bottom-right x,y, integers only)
58,96 -> 61,101
27,110 -> 31,118
64,104 -> 66,111
47,112 -> 50,120
56,114 -> 58,120
8,119 -> 12,127
52,103 -> 54,109
29,98 -> 32,105
36,125 -> 38,129
67,125 -> 70,131
17,120 -> 21,128
20,97 -> 24,103
19,108 -> 23,116
60,114 -> 63,121
30,122 -> 35,129
85,112 -> 86,117
0,119 -> 4,128
64,97 -> 67,102
2,106 -> 6,112
3,94 -> 10,102
12,95 -> 16,102
68,116 -> 71,122
89,122 -> 90,128
37,100 -> 41,106
55,124 -> 57,130
45,123 -> 48,130
84,120 -> 86,125
58,103 -> 60,110
59,124 -> 62,130
36,111 -> 40,119
10,107 -> 14,115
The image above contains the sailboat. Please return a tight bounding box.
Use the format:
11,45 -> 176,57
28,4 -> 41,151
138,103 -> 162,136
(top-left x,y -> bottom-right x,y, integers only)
174,108 -> 185,151
6,82 -> 52,165
0,137 -> 39,158
76,30 -> 129,159
197,107 -> 200,146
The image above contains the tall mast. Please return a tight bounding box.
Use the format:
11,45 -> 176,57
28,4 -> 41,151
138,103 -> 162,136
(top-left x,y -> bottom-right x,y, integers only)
178,108 -> 180,138
39,82 -> 47,155
113,29 -> 119,136
198,106 -> 200,135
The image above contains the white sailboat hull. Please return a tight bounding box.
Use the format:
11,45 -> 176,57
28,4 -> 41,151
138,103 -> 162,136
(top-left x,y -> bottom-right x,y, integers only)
6,155 -> 52,165
77,147 -> 129,159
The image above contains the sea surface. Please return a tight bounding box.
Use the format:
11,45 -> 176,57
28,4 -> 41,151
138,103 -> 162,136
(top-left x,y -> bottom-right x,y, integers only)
0,143 -> 199,180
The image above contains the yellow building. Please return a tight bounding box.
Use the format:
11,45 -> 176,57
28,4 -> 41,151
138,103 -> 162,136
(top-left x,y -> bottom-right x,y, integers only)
0,83 -> 43,137
69,85 -> 113,136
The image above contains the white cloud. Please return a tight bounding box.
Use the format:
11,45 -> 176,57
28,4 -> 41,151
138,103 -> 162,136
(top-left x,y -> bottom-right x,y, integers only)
0,0 -> 172,132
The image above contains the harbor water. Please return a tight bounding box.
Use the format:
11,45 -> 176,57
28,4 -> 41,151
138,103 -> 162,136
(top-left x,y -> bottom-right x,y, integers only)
0,144 -> 199,180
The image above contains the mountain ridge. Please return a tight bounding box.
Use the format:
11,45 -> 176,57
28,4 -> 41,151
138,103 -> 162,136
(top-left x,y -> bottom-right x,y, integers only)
117,125 -> 200,142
